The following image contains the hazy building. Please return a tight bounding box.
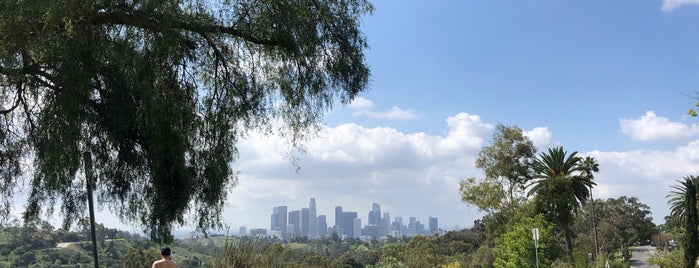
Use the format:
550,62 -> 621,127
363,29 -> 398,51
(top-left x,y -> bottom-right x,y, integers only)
250,228 -> 266,236
239,226 -> 247,236
335,206 -> 342,227
318,215 -> 328,237
309,198 -> 318,237
271,206 -> 287,237
429,217 -> 439,234
340,211 -> 357,238
353,218 -> 361,238
289,210 -> 301,237
369,203 -> 381,226
301,208 -> 310,237
382,212 -> 391,237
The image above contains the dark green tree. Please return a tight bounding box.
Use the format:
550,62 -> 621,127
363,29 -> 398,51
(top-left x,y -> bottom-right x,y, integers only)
528,146 -> 595,263
668,176 -> 699,268
0,0 -> 372,242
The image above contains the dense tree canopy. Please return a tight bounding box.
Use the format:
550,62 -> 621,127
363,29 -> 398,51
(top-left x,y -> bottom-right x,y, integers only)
0,0 -> 372,241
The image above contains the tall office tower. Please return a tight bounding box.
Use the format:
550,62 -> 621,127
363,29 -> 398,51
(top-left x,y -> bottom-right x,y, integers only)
382,212 -> 390,237
239,226 -> 247,236
353,218 -> 362,238
309,198 -> 317,237
341,211 -> 357,238
271,208 -> 279,230
392,216 -> 403,235
318,215 -> 328,236
270,206 -> 287,234
429,217 -> 439,234
335,206 -> 342,227
368,203 -> 381,226
288,210 -> 301,238
301,208 -> 310,237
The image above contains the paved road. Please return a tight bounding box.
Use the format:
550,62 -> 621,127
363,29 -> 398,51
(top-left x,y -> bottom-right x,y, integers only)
629,246 -> 660,268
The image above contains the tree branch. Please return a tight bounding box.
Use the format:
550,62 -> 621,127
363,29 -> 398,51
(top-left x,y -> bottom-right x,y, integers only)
90,10 -> 290,48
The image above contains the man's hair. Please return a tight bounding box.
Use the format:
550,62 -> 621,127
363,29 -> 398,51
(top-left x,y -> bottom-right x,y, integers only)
161,246 -> 171,256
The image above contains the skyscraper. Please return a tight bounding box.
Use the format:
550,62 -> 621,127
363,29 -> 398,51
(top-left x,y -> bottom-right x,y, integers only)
429,217 -> 439,234
309,198 -> 317,237
368,202 -> 381,226
341,211 -> 357,238
301,208 -> 310,237
335,206 -> 342,227
271,206 -> 287,236
288,210 -> 301,238
318,215 -> 328,237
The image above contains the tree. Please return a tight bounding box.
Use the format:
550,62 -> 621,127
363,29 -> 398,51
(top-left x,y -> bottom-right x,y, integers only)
668,176 -> 699,268
460,124 -> 536,214
493,214 -> 554,268
0,0 -> 372,241
578,156 -> 599,256
528,147 -> 595,262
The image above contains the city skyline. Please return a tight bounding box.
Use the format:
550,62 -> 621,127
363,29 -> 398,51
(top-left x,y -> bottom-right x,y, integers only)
261,198 -> 438,239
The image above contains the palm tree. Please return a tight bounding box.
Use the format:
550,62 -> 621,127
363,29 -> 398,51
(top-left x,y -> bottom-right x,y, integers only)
528,147 -> 596,262
579,156 -> 600,256
668,176 -> 699,268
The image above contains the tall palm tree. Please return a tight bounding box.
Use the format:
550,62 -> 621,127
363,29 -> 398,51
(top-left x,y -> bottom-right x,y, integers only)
668,176 -> 699,268
579,156 -> 600,256
528,147 -> 596,262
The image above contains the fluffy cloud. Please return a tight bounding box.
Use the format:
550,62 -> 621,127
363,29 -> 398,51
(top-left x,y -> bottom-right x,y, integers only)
524,127 -> 556,149
224,113 -> 575,230
348,97 -> 417,120
661,0 -> 699,11
619,111 -> 699,141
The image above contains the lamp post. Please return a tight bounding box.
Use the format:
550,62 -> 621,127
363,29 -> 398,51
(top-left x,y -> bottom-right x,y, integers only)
532,228 -> 540,268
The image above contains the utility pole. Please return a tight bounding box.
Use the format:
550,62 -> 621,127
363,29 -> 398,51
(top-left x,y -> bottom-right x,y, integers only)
83,151 -> 99,268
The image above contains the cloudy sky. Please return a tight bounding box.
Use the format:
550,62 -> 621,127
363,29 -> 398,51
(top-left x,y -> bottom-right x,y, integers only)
41,0 -> 699,233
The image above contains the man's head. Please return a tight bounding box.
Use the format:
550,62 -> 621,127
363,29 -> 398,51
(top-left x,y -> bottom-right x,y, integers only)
161,246 -> 171,257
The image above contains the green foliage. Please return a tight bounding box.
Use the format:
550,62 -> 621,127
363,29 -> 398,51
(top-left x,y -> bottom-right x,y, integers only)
461,124 -> 536,214
493,214 -> 554,268
648,249 -> 683,268
528,147 -> 595,261
0,0 -> 372,241
471,246 -> 495,268
668,176 -> 699,268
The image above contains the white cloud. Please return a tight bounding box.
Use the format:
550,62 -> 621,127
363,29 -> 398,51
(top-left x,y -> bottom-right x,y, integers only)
347,97 -> 417,120
227,112 -> 493,230
347,96 -> 374,109
619,111 -> 699,141
661,0 -> 699,11
353,106 -> 418,120
524,127 -> 556,149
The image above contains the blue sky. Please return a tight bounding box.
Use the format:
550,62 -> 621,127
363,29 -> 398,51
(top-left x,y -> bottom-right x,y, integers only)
27,0 -> 699,234
211,0 -> 699,232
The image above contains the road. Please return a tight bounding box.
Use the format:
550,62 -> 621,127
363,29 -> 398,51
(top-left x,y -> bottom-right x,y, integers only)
629,246 -> 659,268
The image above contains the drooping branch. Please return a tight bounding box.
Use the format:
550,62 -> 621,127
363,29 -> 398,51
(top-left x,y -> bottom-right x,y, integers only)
90,9 -> 291,48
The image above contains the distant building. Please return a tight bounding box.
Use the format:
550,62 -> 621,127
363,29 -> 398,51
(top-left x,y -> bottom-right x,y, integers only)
429,217 -> 439,234
318,215 -> 328,237
341,211 -> 358,238
309,198 -> 318,237
353,218 -> 361,238
302,208 -> 310,237
250,228 -> 266,236
271,206 -> 287,238
289,210 -> 301,238
239,226 -> 247,236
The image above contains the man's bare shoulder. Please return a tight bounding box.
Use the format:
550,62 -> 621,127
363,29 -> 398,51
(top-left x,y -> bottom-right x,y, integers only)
152,259 -> 177,268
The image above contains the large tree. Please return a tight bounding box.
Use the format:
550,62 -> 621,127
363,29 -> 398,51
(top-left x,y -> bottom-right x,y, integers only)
0,0 -> 372,241
528,147 -> 595,262
460,124 -> 536,214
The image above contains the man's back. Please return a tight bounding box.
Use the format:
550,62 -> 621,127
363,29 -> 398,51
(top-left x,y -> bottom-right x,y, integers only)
152,258 -> 177,268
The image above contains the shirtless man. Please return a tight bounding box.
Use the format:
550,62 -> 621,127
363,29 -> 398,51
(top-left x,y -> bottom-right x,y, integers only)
152,246 -> 177,268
